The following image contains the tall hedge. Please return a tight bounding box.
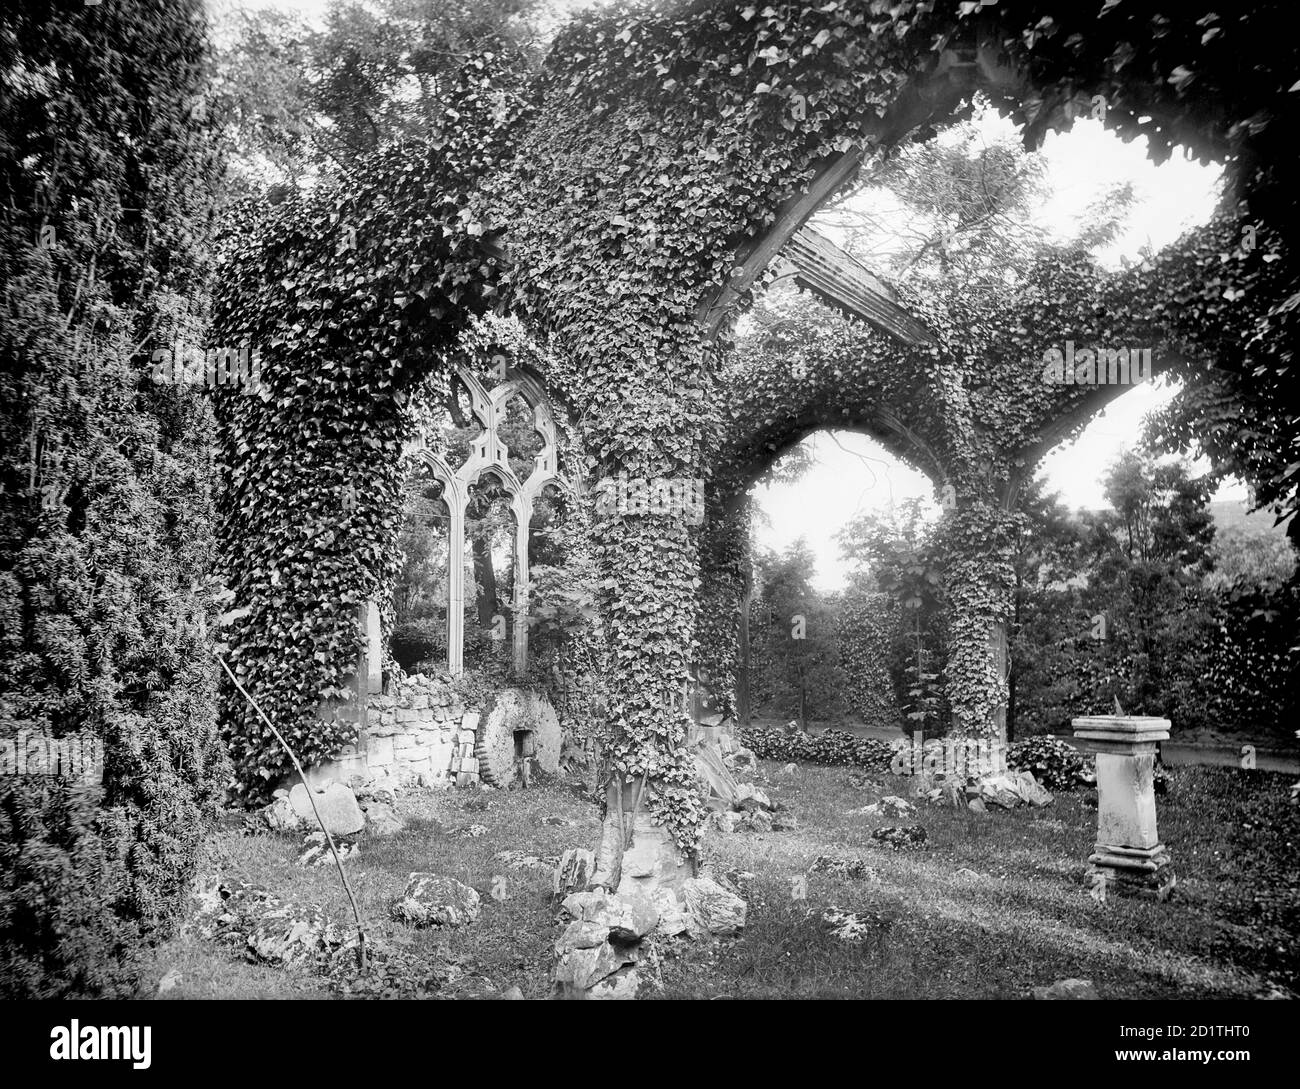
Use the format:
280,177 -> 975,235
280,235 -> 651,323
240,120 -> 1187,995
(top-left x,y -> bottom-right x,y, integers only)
0,1 -> 225,997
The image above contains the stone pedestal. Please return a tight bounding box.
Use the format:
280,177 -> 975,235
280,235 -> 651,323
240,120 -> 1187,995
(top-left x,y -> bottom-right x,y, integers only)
1071,715 -> 1175,901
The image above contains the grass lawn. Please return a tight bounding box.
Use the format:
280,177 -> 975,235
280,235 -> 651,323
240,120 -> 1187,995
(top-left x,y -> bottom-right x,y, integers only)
137,762 -> 1298,1000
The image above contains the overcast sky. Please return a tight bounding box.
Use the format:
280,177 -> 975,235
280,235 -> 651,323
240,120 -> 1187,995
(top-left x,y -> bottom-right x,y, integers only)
214,0 -> 1234,590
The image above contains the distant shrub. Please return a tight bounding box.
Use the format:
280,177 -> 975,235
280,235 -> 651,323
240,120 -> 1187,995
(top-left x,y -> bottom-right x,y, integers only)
1007,735 -> 1093,791
390,618 -> 445,672
741,727 -> 894,771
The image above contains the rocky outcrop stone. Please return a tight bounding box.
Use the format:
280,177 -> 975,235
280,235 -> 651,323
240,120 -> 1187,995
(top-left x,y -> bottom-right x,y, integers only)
976,771 -> 1053,809
561,888 -> 659,942
681,876 -> 747,937
363,801 -> 405,837
261,791 -> 303,832
1032,978 -> 1100,1000
870,824 -> 927,848
553,847 -> 595,897
288,782 -> 365,836
553,941 -> 638,992
392,874 -> 481,928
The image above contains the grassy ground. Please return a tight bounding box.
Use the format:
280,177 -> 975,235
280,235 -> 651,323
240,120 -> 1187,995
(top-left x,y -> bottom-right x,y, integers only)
137,762 -> 1298,1000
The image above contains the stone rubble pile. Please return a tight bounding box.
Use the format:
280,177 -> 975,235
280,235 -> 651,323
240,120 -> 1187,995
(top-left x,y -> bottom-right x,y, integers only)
552,875 -> 747,999
905,769 -> 1054,811
192,878 -> 357,968
261,778 -> 412,840
822,907 -> 890,944
870,824 -> 928,849
855,794 -> 915,818
809,855 -> 879,881
391,873 -> 481,928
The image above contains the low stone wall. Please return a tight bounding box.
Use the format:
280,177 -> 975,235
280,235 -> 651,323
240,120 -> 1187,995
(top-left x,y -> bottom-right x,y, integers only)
301,673 -> 560,792
365,673 -> 483,789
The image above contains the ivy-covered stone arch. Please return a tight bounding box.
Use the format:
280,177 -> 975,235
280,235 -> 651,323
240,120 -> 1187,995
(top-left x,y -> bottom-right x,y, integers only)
699,204 -> 1290,742
212,1 -> 1296,879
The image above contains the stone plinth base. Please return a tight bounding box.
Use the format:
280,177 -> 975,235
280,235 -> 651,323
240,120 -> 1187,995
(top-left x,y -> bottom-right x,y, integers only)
1088,843 -> 1176,901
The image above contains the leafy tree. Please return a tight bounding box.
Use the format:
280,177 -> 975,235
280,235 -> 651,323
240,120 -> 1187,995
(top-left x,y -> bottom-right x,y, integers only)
838,500 -> 946,733
748,539 -> 846,731
0,0 -> 224,996
212,0 -> 545,187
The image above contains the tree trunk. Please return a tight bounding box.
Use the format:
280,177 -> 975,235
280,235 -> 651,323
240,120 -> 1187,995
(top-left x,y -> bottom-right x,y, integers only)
990,618 -> 1009,747
471,528 -> 497,631
737,571 -> 752,726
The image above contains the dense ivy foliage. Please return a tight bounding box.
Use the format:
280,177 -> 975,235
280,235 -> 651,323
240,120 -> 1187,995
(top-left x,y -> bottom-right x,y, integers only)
1005,734 -> 1092,792
834,583 -> 904,732
741,726 -> 895,770
213,0 -> 1298,854
0,1 -> 225,995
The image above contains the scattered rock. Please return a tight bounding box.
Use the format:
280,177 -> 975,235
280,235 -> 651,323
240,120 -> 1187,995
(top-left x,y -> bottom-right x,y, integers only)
496,849 -> 558,873
712,810 -> 742,834
1032,978 -> 1100,1000
455,823 -> 488,838
156,968 -> 182,995
1012,770 -> 1054,807
955,867 -> 981,880
906,776 -> 939,800
295,832 -> 359,867
561,888 -> 659,942
738,808 -> 773,833
392,874 -> 481,928
734,783 -> 773,811
553,847 -> 596,896
682,876 -> 747,937
779,762 -> 800,777
588,965 -> 639,1000
192,879 -> 358,969
261,792 -> 303,833
555,919 -> 613,954
976,771 -> 1053,810
810,855 -> 878,880
722,870 -> 757,892
364,801 -> 405,837
871,824 -> 927,849
246,906 -> 350,966
650,887 -> 691,938
554,940 -> 637,992
725,746 -> 758,773
859,794 -> 915,818
822,908 -> 888,944
967,797 -> 987,814
502,986 -> 524,1000
771,812 -> 799,832
939,781 -> 966,808
287,782 -> 365,837
543,815 -> 574,827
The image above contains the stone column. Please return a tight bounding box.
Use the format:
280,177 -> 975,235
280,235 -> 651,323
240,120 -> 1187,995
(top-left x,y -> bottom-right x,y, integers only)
1072,715 -> 1175,900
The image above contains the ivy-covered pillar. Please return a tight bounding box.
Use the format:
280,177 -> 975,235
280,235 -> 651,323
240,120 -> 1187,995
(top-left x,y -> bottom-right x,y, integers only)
558,333 -> 712,897
938,498 -> 1018,743
695,499 -> 750,728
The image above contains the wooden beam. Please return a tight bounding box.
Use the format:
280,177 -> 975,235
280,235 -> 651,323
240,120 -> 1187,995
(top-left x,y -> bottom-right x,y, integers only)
697,149 -> 865,340
782,226 -> 935,346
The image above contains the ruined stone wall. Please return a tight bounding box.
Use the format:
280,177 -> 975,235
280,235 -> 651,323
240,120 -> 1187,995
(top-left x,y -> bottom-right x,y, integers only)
364,673 -> 482,789
304,673 -> 564,792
